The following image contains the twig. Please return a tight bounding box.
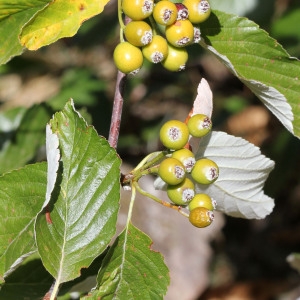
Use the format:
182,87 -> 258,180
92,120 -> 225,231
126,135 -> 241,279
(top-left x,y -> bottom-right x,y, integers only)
108,70 -> 127,148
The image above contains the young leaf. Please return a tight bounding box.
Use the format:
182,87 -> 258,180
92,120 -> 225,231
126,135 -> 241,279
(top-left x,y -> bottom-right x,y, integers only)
195,131 -> 275,219
35,100 -> 121,285
0,0 -> 49,64
0,163 -> 47,283
20,0 -> 110,50
200,10 -> 300,138
84,222 -> 169,300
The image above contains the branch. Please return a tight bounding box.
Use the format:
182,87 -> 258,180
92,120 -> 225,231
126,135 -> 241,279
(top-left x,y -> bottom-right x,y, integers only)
108,70 -> 127,148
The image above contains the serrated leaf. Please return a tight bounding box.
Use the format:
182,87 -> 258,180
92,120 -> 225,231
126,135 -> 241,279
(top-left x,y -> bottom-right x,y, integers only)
195,131 -> 275,219
0,163 -> 47,283
20,0 -> 110,50
0,1 -> 49,64
210,0 -> 258,16
200,10 -> 300,138
84,222 -> 169,300
0,104 -> 51,175
35,100 -> 121,285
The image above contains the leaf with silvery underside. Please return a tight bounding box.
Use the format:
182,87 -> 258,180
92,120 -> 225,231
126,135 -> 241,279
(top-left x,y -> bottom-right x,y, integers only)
195,131 -> 275,219
35,100 -> 121,287
200,10 -> 300,138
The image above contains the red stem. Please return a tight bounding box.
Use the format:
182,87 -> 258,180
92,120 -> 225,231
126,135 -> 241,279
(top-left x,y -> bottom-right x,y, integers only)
108,70 -> 127,148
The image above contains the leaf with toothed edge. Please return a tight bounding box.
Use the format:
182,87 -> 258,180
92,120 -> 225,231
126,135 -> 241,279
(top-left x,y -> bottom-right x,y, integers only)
199,10 -> 300,138
83,222 -> 169,300
195,131 -> 275,219
35,100 -> 121,284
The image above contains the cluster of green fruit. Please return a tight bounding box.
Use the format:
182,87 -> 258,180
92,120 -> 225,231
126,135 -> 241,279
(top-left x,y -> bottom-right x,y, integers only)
114,0 -> 211,74
158,114 -> 218,228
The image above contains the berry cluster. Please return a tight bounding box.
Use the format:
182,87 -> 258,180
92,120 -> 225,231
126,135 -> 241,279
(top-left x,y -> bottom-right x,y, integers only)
114,0 -> 212,74
158,114 -> 218,228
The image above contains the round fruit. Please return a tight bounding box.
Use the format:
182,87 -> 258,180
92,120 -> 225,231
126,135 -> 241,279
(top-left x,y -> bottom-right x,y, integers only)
124,21 -> 153,47
171,148 -> 195,173
188,193 -> 216,211
113,42 -> 143,74
183,0 -> 211,24
165,19 -> 194,47
189,207 -> 214,228
159,119 -> 189,150
187,114 -> 212,137
153,0 -> 178,25
158,157 -> 186,185
122,0 -> 154,20
191,158 -> 219,184
142,35 -> 169,63
175,3 -> 189,20
161,44 -> 188,71
167,178 -> 195,205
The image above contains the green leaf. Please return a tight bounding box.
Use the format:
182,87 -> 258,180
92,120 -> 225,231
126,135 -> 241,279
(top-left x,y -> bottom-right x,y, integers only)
85,222 -> 170,300
200,10 -> 300,138
0,104 -> 52,175
20,0 -> 110,50
35,100 -> 121,285
0,162 -> 47,283
195,131 -> 275,219
0,255 -> 53,300
0,1 -> 49,65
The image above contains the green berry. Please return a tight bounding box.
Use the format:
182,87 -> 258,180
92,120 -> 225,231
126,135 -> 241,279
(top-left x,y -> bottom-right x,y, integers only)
142,35 -> 169,63
161,44 -> 188,71
153,0 -> 178,25
191,158 -> 219,185
188,193 -> 216,211
124,21 -> 153,47
171,148 -> 195,173
113,42 -> 143,74
122,0 -> 154,20
158,157 -> 186,185
183,0 -> 211,24
165,19 -> 194,47
187,114 -> 212,137
159,119 -> 189,150
167,177 -> 195,205
189,207 -> 214,228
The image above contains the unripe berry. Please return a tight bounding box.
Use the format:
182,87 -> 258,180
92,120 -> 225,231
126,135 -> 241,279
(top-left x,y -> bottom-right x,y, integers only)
167,178 -> 195,205
113,42 -> 143,74
122,0 -> 154,20
191,158 -> 219,184
161,44 -> 188,71
153,0 -> 178,25
124,21 -> 153,47
142,35 -> 169,63
165,19 -> 194,47
171,148 -> 195,173
188,193 -> 216,211
158,157 -> 186,185
159,119 -> 189,150
183,0 -> 211,24
189,207 -> 214,228
187,114 -> 212,137
175,3 -> 189,20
